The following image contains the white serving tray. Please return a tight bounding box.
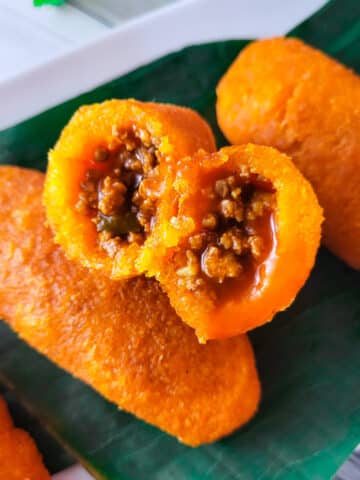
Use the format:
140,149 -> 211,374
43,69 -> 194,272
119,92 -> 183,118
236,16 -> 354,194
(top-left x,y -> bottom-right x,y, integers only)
0,1 -> 326,478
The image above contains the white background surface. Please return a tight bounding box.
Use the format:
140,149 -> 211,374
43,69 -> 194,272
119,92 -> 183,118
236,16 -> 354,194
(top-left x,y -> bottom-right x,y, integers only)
0,1 -> 326,479
0,0 -> 177,82
0,0 -> 326,129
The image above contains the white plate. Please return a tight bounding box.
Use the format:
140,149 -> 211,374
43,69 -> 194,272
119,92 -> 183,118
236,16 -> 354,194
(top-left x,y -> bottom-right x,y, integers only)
0,1 -> 327,478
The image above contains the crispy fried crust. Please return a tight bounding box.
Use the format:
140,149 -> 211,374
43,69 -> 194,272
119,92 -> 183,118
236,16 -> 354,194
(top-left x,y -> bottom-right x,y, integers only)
0,397 -> 50,480
217,37 -> 360,269
0,166 -> 260,446
44,99 -> 216,279
140,145 -> 322,340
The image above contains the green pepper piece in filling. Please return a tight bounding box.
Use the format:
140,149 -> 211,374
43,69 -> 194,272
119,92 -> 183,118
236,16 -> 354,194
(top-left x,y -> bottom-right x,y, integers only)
97,212 -> 142,236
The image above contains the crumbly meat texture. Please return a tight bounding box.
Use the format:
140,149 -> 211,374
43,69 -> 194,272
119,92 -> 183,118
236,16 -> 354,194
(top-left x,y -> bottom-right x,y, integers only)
0,166 -> 260,447
76,127 -> 160,255
177,170 -> 275,292
0,397 -> 50,480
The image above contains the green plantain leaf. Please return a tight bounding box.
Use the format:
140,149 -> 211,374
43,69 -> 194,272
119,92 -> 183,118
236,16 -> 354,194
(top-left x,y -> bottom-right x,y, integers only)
1,0 -> 360,478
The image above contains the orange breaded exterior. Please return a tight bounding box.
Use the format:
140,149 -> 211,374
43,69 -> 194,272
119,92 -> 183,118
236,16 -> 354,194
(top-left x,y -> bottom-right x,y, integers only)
217,37 -> 360,269
44,99 -> 216,279
141,145 -> 322,340
0,397 -> 50,480
0,166 -> 260,446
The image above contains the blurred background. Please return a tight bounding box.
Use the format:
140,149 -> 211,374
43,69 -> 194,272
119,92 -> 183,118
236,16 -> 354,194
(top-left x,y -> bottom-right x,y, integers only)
0,0 -> 177,82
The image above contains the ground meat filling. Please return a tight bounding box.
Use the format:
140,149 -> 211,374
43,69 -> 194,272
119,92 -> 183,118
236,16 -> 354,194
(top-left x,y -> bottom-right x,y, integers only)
177,170 -> 276,292
75,127 -> 160,257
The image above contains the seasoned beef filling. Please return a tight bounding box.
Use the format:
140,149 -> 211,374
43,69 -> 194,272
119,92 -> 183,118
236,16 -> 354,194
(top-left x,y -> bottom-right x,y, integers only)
176,169 -> 276,291
75,127 -> 160,257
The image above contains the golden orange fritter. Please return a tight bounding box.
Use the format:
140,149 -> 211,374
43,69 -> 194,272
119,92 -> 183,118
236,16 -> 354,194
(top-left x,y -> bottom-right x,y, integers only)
0,397 -> 50,480
140,145 -> 322,340
0,166 -> 260,446
44,99 -> 216,279
217,37 -> 360,269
